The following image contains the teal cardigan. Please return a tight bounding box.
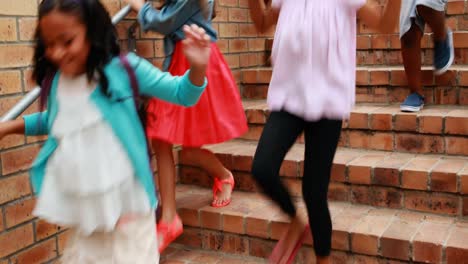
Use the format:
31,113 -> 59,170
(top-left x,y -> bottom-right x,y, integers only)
23,53 -> 207,208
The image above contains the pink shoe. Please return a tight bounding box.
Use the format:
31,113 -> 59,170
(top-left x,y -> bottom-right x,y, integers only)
286,225 -> 310,264
269,225 -> 310,264
156,214 -> 183,253
211,173 -> 235,208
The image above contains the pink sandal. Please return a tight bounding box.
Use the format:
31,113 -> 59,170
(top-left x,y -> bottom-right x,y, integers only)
286,225 -> 311,264
211,173 -> 235,208
156,214 -> 183,253
269,225 -> 310,264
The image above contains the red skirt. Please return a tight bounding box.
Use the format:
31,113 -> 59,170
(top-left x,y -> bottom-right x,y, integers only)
146,42 -> 248,147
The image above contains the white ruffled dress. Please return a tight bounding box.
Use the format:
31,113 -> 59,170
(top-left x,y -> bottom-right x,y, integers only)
33,73 -> 152,236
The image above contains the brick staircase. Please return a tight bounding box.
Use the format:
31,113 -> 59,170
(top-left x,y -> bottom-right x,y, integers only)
166,2 -> 468,264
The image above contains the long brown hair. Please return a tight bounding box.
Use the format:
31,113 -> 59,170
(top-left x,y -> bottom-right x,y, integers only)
34,0 -> 120,110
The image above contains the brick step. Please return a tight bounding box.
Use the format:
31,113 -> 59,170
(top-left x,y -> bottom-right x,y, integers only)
266,31 -> 468,51
262,32 -> 468,67
241,66 -> 468,105
241,101 -> 468,155
161,244 -> 266,263
356,48 -> 468,67
178,140 -> 468,217
169,243 -> 450,264
171,242 -> 442,264
173,184 -> 468,263
261,49 -> 468,69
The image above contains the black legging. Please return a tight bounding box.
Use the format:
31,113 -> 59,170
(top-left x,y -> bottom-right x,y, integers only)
251,110 -> 342,256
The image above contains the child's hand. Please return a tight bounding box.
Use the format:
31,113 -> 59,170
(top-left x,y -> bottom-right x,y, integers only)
0,119 -> 26,140
182,24 -> 211,69
124,0 -> 145,11
358,0 -> 401,34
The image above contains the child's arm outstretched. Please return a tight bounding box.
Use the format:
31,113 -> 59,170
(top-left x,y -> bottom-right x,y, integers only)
0,110 -> 48,139
247,0 -> 279,33
358,0 -> 402,34
133,24 -> 210,106
0,119 -> 25,139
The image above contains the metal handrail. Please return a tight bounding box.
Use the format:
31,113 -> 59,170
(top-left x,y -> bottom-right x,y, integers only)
0,5 -> 133,122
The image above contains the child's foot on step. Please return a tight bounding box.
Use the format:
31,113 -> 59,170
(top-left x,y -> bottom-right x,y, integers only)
211,170 -> 234,207
270,215 -> 309,264
400,92 -> 425,112
434,29 -> 454,75
157,214 -> 183,253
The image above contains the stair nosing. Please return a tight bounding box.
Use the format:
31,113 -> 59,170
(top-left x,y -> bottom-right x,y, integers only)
175,184 -> 468,261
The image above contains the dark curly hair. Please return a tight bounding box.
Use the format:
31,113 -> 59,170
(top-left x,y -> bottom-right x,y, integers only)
33,0 -> 120,110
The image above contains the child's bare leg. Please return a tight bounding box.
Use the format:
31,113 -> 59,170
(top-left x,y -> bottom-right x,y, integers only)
416,5 -> 447,41
417,3 -> 454,76
182,147 -> 232,206
152,139 -> 177,223
276,215 -> 308,264
401,23 -> 424,95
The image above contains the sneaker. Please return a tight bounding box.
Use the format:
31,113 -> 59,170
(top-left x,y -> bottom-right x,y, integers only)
434,29 -> 454,75
400,92 -> 425,112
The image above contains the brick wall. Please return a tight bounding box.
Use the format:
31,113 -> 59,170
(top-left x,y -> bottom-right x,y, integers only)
124,0 -> 275,78
0,0 -> 273,262
7,0 -> 464,262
